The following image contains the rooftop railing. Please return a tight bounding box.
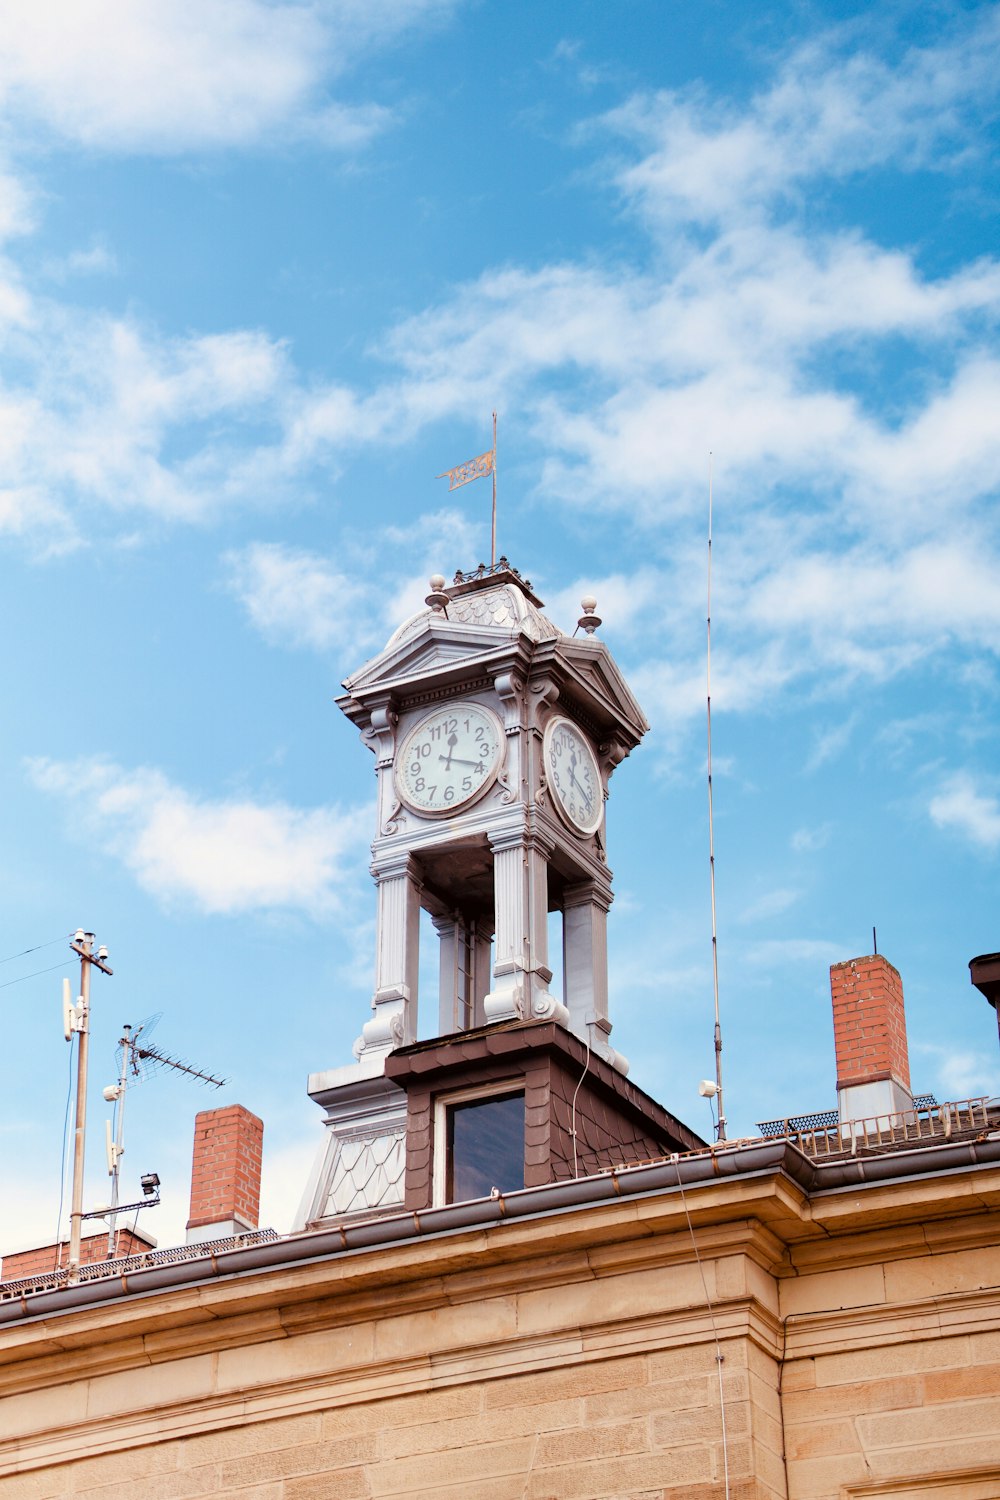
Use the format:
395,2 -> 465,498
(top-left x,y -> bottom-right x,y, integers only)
767,1096 -> 992,1158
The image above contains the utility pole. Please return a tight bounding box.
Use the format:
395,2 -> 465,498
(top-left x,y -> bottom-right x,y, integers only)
66,929 -> 112,1282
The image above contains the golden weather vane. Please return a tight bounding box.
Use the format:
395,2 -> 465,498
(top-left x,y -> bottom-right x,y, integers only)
437,411 -> 498,567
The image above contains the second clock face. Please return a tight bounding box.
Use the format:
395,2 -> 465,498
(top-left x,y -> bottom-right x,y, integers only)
395,703 -> 504,816
543,716 -> 603,835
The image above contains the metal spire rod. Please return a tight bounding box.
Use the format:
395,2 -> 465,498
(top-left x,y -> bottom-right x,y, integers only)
491,409 -> 497,569
707,457 -> 727,1142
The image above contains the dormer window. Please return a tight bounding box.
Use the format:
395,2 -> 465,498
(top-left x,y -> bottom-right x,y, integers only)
433,1082 -> 525,1205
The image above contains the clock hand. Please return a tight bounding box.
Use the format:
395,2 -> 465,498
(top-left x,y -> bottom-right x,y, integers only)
571,771 -> 593,806
441,731 -> 458,770
438,754 -> 486,770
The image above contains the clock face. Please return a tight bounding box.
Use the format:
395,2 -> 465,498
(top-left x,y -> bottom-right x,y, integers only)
395,703 -> 504,817
543,716 -> 603,835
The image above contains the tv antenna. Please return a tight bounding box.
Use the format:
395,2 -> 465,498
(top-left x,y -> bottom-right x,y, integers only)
101,1016 -> 226,1257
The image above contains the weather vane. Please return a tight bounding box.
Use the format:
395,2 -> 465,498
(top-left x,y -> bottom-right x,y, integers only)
437,411 -> 498,567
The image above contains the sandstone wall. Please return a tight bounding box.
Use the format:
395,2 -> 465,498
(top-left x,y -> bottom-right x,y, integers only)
0,1161 -> 997,1500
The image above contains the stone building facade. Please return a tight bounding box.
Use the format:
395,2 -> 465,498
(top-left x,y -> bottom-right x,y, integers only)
2,564 -> 997,1497
0,1074 -> 998,1498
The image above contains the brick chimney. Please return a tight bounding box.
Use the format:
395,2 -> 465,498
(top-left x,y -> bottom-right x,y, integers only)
831,954 -> 913,1123
185,1104 -> 264,1244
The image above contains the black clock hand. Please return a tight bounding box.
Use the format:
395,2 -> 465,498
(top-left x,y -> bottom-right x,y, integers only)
442,732 -> 458,770
571,771 -> 593,806
439,754 -> 486,770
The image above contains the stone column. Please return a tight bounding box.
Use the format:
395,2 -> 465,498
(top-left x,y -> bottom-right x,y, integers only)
484,828 -> 569,1026
469,917 -> 493,1029
354,851 -> 421,1060
562,878 -> 627,1073
432,913 -> 494,1035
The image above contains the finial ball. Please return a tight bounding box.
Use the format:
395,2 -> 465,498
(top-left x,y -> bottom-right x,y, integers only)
581,595 -> 597,613
429,574 -> 446,591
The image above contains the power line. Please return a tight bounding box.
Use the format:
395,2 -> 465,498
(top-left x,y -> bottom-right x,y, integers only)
0,934 -> 73,966
0,959 -> 72,991
53,1036 -> 76,1272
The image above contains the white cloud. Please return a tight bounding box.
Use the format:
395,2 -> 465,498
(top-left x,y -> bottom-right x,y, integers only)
0,310 -> 301,546
544,567 -> 664,638
912,1042 -> 999,1103
259,1133 -> 323,1235
791,824 -> 832,853
805,715 -> 858,773
0,6 -> 996,754
739,888 -> 800,924
40,241 -> 118,283
224,508 -> 483,654
225,543 -> 373,652
0,0 -> 456,154
26,756 -> 370,916
744,937 -> 844,968
604,11 -> 1000,229
928,771 -> 1000,853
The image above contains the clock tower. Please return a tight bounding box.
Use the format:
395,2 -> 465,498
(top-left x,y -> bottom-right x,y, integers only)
295,561 -> 698,1230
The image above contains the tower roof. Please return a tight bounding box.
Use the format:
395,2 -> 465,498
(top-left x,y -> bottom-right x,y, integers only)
384,560 -> 559,654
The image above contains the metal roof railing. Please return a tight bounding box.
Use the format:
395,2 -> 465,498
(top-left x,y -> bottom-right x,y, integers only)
763,1097 -> 992,1158
0,1227 -> 280,1302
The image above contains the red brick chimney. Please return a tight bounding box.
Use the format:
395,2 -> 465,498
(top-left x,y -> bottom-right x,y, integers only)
831,954 -> 913,1123
185,1104 -> 263,1244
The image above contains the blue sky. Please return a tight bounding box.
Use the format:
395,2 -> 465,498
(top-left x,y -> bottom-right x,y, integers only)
1,0 -> 998,1254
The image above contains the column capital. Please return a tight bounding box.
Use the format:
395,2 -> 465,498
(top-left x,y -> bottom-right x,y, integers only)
370,848 -> 423,885
488,824 -> 555,859
562,878 -> 613,914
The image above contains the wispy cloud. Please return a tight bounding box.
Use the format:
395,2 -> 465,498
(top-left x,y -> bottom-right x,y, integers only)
224,543 -> 373,653
224,507 -> 483,654
25,756 -> 370,916
805,714 -> 858,773
912,1041 -> 999,1102
928,771 -> 1000,852
739,888 -> 800,925
744,937 -> 844,967
604,12 -> 1000,229
791,824 -> 833,853
0,0 -> 458,154
0,8 -> 996,764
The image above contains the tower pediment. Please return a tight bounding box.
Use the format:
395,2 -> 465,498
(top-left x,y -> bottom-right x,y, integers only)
533,636 -> 649,750
341,618 -> 532,703
339,565 -> 649,761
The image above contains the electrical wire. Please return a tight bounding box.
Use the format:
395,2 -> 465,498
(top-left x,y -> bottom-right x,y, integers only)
0,934 -> 73,966
672,1153 -> 731,1500
570,1030 -> 593,1179
52,1035 -> 76,1272
0,959 -> 72,991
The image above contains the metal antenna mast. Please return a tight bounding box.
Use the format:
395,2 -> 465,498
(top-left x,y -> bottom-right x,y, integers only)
706,459 -> 727,1141
65,929 -> 112,1281
101,1019 -> 225,1255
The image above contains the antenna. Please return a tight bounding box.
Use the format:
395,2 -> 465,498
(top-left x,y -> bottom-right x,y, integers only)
101,1016 -> 153,1256
133,1043 -> 227,1089
706,457 -> 727,1141
100,1016 -> 225,1256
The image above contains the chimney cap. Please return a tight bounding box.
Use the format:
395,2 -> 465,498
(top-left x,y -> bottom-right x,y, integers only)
970,952 -> 1000,1010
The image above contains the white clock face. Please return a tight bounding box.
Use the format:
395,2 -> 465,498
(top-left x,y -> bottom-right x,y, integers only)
543,716 -> 603,835
395,703 -> 504,816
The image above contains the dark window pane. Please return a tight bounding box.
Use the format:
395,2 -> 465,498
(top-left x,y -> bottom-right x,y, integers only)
446,1091 -> 524,1201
